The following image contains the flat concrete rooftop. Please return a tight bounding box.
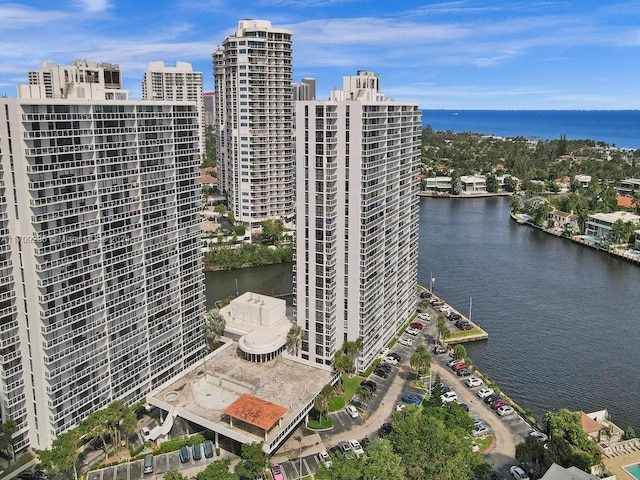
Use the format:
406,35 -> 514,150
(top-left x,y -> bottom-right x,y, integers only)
148,339 -> 335,451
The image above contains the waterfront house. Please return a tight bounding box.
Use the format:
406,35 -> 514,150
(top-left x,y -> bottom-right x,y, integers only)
460,175 -> 487,193
635,230 -> 640,250
550,210 -> 579,232
425,176 -> 452,193
584,211 -> 640,241
618,178 -> 640,197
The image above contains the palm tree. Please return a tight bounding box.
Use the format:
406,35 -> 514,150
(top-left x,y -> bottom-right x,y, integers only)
357,386 -> 374,405
410,345 -> 432,380
332,351 -> 351,393
343,339 -> 363,375
314,384 -> 335,423
610,219 -> 626,244
452,344 -> 466,360
203,308 -> 226,347
287,324 -> 306,356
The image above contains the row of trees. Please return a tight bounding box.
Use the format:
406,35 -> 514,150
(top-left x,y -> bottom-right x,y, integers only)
37,401 -> 139,480
318,374 -> 493,479
203,243 -> 293,270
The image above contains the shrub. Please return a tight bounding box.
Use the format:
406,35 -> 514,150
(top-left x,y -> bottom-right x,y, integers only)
154,434 -> 206,455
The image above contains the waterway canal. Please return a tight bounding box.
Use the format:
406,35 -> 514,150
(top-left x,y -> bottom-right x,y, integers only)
205,196 -> 640,432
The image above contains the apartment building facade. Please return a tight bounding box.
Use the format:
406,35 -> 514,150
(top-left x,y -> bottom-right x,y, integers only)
294,71 -> 421,370
0,66 -> 205,449
142,61 -> 205,155
213,20 -> 294,232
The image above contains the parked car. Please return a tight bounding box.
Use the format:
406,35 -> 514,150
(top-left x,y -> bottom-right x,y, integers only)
484,393 -> 500,404
346,405 -> 359,418
402,393 -> 422,404
191,443 -> 202,461
361,380 -> 377,392
457,368 -> 472,377
406,327 -> 420,336
458,402 -> 470,412
377,362 -> 392,373
491,399 -> 509,410
410,322 -> 424,330
338,441 -> 355,459
388,352 -> 401,361
360,438 -> 371,448
396,403 -> 406,412
398,337 -> 413,347
509,466 -> 530,480
348,439 -> 365,457
497,405 -> 515,416
449,312 -> 462,321
473,425 -> 490,437
436,382 -> 451,393
379,422 -> 393,437
477,387 -> 495,399
203,440 -> 214,458
317,451 -> 332,469
530,431 -> 548,442
452,363 -> 468,372
178,445 -> 190,463
374,368 -> 388,378
271,463 -> 286,480
441,391 -> 458,403
431,300 -> 445,306
466,376 -> 484,388
419,312 -> 431,321
447,358 -> 464,368
420,291 -> 431,299
433,345 -> 448,355
472,417 -> 484,427
384,356 -> 399,365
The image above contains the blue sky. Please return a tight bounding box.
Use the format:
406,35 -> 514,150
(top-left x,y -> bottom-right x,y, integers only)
1,0 -> 640,109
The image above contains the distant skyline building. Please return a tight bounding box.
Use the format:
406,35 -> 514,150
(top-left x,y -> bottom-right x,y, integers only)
203,92 -> 215,127
292,78 -> 316,101
0,63 -> 205,450
213,19 -> 294,232
18,60 -> 129,100
141,61 -> 205,155
294,70 -> 421,369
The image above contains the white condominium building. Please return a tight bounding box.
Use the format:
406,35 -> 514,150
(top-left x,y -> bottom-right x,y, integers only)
213,19 -> 294,232
18,60 -> 129,101
142,61 -> 205,155
0,70 -> 205,449
294,71 -> 421,370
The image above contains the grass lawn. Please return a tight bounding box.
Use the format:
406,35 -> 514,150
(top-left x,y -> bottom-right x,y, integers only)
328,375 -> 362,412
307,416 -> 333,429
475,435 -> 493,452
448,328 -> 484,339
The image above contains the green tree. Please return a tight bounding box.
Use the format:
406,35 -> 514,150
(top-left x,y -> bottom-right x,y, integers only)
436,315 -> 451,344
356,386 -> 374,405
504,176 -> 519,193
316,439 -> 406,480
0,418 -> 16,465
610,219 -> 626,244
261,219 -> 284,245
410,345 -> 432,379
314,384 -> 335,423
204,308 -> 226,347
234,442 -> 268,480
332,351 -> 351,393
516,436 -> 550,476
164,472 -> 189,480
452,344 -> 466,360
544,409 -> 602,471
286,324 -> 306,356
428,373 -> 444,407
485,173 -> 498,193
623,425 -> 636,440
195,458 -> 235,480
214,204 -> 226,216
37,429 -> 82,480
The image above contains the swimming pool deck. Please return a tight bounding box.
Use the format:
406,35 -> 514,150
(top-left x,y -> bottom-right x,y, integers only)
602,439 -> 640,479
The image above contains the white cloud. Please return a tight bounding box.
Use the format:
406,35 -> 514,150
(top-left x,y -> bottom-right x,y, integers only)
73,0 -> 111,13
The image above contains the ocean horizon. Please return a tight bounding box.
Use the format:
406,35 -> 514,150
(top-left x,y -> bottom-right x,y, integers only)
422,109 -> 640,149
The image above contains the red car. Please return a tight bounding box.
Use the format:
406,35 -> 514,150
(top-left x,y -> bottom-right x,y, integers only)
491,399 -> 509,410
410,322 -> 424,330
452,363 -> 468,372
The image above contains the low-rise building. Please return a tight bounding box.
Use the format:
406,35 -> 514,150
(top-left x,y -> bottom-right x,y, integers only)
618,178 -> 640,197
460,175 -> 487,193
550,210 -> 579,232
584,211 -> 640,240
424,176 -> 452,193
574,174 -> 592,188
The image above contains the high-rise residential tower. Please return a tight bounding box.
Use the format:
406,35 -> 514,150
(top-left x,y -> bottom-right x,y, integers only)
294,71 -> 421,370
142,61 -> 205,155
213,20 -> 294,232
0,61 -> 205,450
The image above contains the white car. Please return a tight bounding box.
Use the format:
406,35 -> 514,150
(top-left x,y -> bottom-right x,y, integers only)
438,305 -> 451,312
471,440 -> 480,452
530,431 -> 548,442
384,356 -> 399,365
346,405 -> 359,418
419,313 -> 431,321
509,466 -> 530,480
406,327 -> 420,336
399,337 -> 414,347
472,425 -> 490,437
477,387 -> 495,399
396,404 -> 406,412
465,376 -> 484,388
497,405 -> 515,416
348,439 -> 365,458
441,391 -> 458,403
317,450 -> 332,468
